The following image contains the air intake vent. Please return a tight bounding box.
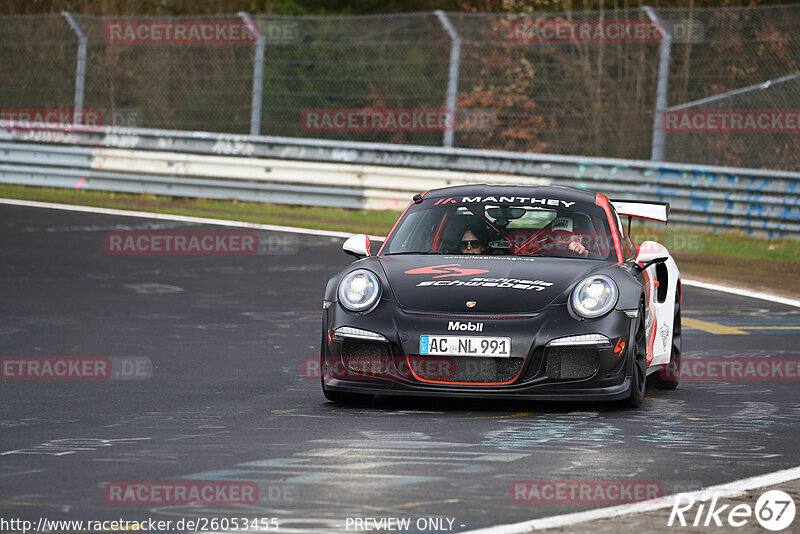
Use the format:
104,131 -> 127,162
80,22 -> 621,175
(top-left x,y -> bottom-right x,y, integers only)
546,347 -> 599,379
339,339 -> 394,378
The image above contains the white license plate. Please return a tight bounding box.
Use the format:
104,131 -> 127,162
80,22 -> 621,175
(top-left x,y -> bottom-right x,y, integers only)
419,335 -> 511,358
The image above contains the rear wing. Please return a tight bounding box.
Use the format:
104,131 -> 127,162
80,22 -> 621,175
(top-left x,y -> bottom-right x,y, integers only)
610,200 -> 669,223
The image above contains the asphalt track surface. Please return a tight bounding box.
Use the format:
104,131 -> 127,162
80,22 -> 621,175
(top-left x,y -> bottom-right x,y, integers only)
1,205 -> 799,533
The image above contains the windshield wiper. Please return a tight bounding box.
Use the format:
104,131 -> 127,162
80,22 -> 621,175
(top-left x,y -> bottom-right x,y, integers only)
516,253 -> 596,259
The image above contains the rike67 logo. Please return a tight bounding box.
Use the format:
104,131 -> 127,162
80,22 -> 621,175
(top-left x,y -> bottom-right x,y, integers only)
669,489 -> 796,531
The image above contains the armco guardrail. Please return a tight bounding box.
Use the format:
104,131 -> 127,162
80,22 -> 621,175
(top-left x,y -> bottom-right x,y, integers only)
1,125 -> 799,238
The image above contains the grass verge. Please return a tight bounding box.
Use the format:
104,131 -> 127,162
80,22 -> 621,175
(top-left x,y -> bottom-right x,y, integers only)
0,184 -> 400,235
2,184 -> 799,296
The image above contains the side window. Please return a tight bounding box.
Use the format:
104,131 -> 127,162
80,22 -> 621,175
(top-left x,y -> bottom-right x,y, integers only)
387,210 -> 436,252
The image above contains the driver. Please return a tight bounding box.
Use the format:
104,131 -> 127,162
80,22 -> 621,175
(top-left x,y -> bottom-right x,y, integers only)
459,223 -> 489,255
543,216 -> 589,256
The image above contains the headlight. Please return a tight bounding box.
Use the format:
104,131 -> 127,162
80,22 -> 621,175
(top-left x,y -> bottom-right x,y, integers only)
338,269 -> 381,312
571,275 -> 618,318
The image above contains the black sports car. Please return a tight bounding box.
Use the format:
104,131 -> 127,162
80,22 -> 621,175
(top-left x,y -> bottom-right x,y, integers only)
320,185 -> 681,407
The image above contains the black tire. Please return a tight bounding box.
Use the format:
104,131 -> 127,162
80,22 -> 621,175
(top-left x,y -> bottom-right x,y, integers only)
624,300 -> 648,408
652,283 -> 681,390
322,384 -> 374,404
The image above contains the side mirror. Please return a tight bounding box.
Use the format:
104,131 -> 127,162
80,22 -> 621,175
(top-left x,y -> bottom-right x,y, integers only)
635,240 -> 668,272
343,234 -> 371,258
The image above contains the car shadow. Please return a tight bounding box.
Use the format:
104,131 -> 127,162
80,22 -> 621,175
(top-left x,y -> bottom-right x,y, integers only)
321,390 -> 672,415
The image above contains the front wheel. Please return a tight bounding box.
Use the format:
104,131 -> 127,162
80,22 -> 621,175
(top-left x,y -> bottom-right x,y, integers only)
624,301 -> 647,408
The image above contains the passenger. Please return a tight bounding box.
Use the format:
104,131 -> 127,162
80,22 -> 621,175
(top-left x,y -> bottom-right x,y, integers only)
545,216 -> 589,256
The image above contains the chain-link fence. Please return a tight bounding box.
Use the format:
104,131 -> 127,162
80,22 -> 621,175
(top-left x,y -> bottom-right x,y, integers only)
658,5 -> 800,170
1,6 -> 798,170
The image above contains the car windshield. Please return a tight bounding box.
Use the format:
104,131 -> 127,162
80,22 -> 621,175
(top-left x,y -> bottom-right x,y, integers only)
383,198 -> 616,260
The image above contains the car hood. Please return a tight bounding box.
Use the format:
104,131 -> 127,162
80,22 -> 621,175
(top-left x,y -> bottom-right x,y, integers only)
377,255 -> 608,314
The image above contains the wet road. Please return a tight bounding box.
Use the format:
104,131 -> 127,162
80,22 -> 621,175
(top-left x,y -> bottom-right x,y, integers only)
1,204 -> 798,533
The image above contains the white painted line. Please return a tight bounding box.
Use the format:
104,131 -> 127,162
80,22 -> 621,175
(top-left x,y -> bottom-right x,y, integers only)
464,465 -> 800,533
0,198 -> 387,241
683,278 -> 800,309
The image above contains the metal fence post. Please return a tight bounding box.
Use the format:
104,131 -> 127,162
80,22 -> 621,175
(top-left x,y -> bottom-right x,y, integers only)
238,12 -> 265,136
643,6 -> 671,161
61,11 -> 87,124
435,11 -> 461,148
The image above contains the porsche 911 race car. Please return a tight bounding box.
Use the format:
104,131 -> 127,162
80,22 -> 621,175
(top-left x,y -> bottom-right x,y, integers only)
320,185 -> 681,407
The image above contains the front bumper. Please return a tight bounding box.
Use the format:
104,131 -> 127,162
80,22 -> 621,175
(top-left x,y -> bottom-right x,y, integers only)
321,301 -> 636,401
